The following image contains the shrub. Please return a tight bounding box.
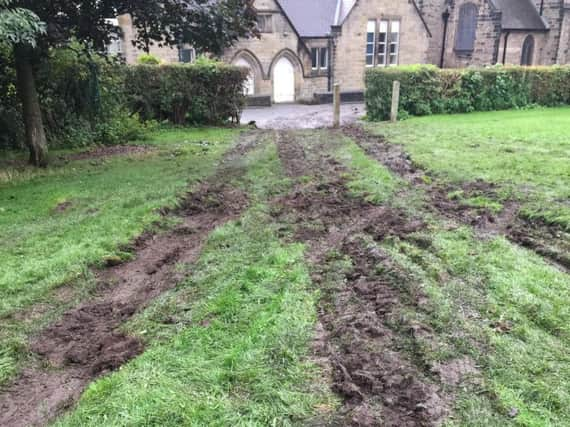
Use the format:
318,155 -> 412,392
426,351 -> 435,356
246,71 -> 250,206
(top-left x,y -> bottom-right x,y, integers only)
0,45 -> 23,150
365,65 -> 570,121
0,45 -> 146,150
137,54 -> 161,65
124,63 -> 248,125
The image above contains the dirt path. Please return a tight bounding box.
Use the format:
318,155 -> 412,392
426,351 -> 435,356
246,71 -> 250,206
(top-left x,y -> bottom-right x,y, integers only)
344,125 -> 570,272
0,133 -> 259,427
273,131 -> 449,426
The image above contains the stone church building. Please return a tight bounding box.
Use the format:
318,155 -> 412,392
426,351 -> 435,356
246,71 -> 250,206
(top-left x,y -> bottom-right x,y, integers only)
116,0 -> 570,103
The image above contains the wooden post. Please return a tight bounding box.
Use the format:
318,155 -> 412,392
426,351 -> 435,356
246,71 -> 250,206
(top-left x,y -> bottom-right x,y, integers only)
333,83 -> 341,128
390,80 -> 400,123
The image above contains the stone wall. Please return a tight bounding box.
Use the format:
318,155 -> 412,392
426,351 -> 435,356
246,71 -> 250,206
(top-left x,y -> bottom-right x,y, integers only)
534,0 -> 564,63
441,0 -> 502,67
556,2 -> 570,63
117,0 -> 569,104
117,14 -> 180,64
497,31 -> 548,65
333,0 -> 431,92
222,0 -> 328,102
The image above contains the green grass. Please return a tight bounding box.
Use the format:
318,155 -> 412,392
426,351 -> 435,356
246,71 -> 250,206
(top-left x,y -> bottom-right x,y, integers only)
55,140 -> 336,426
382,227 -> 570,426
3,119 -> 570,426
367,108 -> 570,228
334,133 -> 401,204
336,119 -> 570,425
0,127 -> 240,385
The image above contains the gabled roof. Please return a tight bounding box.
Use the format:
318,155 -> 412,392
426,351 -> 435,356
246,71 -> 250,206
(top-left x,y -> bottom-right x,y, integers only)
277,0 -> 338,37
276,0 -> 430,38
492,0 -> 548,31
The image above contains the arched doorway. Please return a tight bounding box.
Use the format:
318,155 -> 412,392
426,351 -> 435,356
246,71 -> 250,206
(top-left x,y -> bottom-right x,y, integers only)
233,57 -> 255,95
521,35 -> 535,66
273,57 -> 295,103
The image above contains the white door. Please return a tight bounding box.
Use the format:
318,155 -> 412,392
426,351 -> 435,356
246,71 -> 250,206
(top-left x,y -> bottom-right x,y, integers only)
273,57 -> 295,103
234,58 -> 255,95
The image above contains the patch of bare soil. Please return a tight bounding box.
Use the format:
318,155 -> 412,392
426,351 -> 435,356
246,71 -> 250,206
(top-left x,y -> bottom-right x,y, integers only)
53,201 -> 73,213
508,222 -> 570,270
343,125 -> 569,271
274,132 -> 449,426
65,145 -> 153,161
0,134 -> 257,427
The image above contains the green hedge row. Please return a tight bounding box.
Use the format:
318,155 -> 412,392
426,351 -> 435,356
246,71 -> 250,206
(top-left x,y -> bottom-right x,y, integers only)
0,47 -> 144,150
365,65 -> 570,121
125,64 -> 248,125
0,53 -> 249,150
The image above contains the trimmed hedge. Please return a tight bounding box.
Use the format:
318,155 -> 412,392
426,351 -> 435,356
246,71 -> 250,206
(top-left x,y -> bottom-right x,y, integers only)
365,65 -> 570,121
125,63 -> 249,125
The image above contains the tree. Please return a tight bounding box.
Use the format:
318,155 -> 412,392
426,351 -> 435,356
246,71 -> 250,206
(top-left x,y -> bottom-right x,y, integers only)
0,0 -> 48,166
2,0 -> 257,166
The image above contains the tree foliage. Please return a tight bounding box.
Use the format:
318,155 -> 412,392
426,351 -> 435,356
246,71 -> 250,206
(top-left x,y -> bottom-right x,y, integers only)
0,0 -> 45,47
2,0 -> 257,166
15,0 -> 257,55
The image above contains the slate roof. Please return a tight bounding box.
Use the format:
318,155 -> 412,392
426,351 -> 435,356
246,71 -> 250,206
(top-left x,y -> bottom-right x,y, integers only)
492,0 -> 548,31
276,0 -> 431,38
277,0 -> 338,37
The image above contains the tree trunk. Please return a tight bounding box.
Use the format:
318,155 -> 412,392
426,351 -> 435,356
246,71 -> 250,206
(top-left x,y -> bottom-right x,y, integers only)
14,45 -> 48,167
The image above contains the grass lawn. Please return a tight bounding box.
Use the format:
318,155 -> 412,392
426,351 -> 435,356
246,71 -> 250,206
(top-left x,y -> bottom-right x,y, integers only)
56,140 -> 336,425
366,107 -> 570,228
0,128 -> 240,384
2,109 -> 570,426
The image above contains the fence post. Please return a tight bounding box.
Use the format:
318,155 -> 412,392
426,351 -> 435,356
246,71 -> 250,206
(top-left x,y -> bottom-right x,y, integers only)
390,80 -> 400,123
333,83 -> 341,128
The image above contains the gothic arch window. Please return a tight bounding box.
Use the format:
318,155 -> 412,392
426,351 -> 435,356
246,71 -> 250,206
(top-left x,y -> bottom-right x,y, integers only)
455,3 -> 478,52
521,35 -> 535,66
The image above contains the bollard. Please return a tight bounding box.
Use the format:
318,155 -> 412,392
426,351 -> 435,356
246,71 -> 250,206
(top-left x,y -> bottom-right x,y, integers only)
390,80 -> 400,123
333,83 -> 341,128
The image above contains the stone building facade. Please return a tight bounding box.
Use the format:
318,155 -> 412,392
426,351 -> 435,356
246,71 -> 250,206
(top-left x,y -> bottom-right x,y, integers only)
117,0 -> 570,104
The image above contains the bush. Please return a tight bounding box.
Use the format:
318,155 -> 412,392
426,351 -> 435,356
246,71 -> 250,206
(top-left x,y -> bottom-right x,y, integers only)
137,54 -> 160,65
0,45 -> 23,150
0,48 -> 247,152
124,63 -> 248,125
38,48 -> 145,147
365,65 -> 570,121
0,45 -> 147,150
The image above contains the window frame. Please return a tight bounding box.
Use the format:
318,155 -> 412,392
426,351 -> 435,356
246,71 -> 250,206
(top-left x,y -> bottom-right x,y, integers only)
454,3 -> 478,53
319,47 -> 328,70
520,35 -> 535,66
366,18 -> 401,68
311,47 -> 319,70
257,14 -> 273,33
377,20 -> 388,67
388,20 -> 400,66
311,47 -> 329,71
366,20 -> 376,67
178,47 -> 196,64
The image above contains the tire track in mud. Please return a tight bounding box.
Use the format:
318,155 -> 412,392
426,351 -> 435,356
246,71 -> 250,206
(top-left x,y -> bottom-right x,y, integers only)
273,131 -> 449,426
343,125 -> 570,272
0,132 -> 261,427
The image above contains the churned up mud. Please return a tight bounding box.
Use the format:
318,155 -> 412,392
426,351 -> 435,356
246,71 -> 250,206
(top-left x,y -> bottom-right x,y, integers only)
0,134 -> 257,427
273,131 -> 449,426
344,125 -> 570,272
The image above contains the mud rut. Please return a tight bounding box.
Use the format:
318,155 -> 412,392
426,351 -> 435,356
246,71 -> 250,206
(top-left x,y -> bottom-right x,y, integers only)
0,133 -> 258,427
2,127 -> 566,427
342,126 -> 570,273
273,132 -> 449,426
